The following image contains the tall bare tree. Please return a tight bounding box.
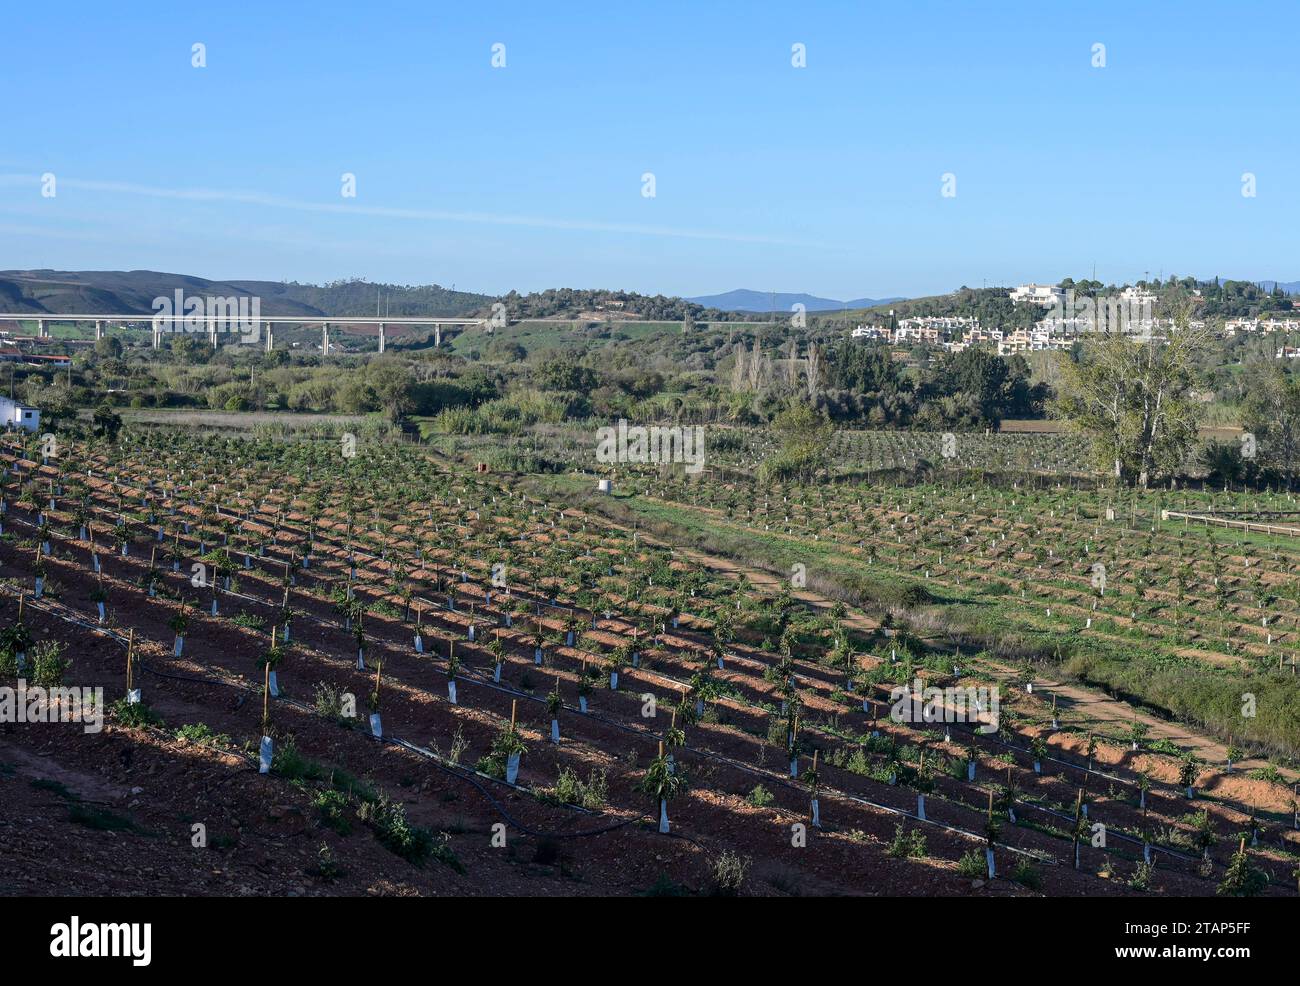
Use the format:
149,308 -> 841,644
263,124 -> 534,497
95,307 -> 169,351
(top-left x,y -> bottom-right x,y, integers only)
806,343 -> 823,403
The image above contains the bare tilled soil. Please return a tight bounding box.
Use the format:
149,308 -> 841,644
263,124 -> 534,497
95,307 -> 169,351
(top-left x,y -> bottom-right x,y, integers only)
1,436 -> 1295,897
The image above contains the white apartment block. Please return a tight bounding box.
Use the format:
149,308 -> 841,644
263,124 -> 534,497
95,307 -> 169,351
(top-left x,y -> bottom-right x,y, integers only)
895,315 -> 980,340
1227,317 -> 1300,335
998,328 -> 1071,356
894,323 -> 942,344
1009,284 -> 1065,307
1118,286 -> 1159,306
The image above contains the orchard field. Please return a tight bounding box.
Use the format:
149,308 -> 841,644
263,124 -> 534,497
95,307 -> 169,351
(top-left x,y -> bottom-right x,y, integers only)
2,426 -> 1298,897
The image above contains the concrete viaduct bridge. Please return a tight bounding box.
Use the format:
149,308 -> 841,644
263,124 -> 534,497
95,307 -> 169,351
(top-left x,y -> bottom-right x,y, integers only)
0,314 -> 487,353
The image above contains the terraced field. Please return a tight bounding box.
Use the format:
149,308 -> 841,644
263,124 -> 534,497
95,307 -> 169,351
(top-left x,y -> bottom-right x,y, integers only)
2,429 -> 1297,897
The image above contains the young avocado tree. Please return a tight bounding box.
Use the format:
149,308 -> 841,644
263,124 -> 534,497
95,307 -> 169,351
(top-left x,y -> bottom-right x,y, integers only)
32,555 -> 46,599
258,660 -> 274,774
278,590 -> 293,652
547,676 -> 563,743
1225,741 -> 1244,774
491,701 -> 527,784
999,764 -> 1018,822
984,788 -> 1000,879
642,741 -> 688,834
807,749 -> 822,828
90,573 -> 107,624
577,663 -> 596,712
263,626 -> 286,697
1128,717 -> 1148,752
446,645 -> 460,705
664,710 -> 686,774
610,641 -> 633,690
1218,837 -> 1268,897
3,596 -> 33,674
1030,735 -> 1048,774
689,668 -> 718,722
113,515 -> 129,557
489,633 -> 505,683
368,662 -> 383,737
786,708 -> 804,778
202,546 -> 233,614
169,600 -> 189,657
1070,787 -> 1086,869
1187,809 -> 1217,873
1179,755 -> 1200,799
352,607 -> 367,670
121,628 -> 139,704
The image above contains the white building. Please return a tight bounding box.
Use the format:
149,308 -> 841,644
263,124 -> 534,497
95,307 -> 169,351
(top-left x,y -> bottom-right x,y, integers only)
0,396 -> 40,432
1118,286 -> 1159,307
1009,284 -> 1066,307
895,315 -> 980,342
850,324 -> 891,341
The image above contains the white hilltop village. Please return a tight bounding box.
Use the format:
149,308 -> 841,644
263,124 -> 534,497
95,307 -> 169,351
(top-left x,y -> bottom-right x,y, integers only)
851,283 -> 1300,358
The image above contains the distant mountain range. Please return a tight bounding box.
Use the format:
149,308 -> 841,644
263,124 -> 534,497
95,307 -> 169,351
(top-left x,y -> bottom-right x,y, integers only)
0,270 -> 492,317
686,289 -> 905,313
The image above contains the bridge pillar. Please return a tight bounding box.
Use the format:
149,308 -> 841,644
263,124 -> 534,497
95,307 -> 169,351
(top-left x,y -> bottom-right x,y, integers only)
265,323 -> 273,353
434,325 -> 441,347
37,319 -> 46,339
378,323 -> 386,354
95,320 -> 104,341
322,323 -> 329,356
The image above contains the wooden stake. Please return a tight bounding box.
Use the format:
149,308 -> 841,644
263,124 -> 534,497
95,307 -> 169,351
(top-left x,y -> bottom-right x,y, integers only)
510,699 -> 518,731
262,662 -> 270,728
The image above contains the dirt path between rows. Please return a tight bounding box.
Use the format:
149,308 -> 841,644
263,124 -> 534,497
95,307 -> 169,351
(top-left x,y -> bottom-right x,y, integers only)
570,498 -> 1297,790
978,659 -> 1296,785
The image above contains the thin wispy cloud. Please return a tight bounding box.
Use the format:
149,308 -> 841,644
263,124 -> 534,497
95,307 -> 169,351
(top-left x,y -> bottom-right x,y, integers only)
0,173 -> 823,248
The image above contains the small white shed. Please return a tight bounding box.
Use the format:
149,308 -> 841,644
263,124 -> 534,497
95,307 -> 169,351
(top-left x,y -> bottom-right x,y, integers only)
0,396 -> 40,432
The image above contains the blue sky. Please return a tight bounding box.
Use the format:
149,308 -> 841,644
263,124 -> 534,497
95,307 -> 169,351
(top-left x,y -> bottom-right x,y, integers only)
3,1 -> 1297,299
